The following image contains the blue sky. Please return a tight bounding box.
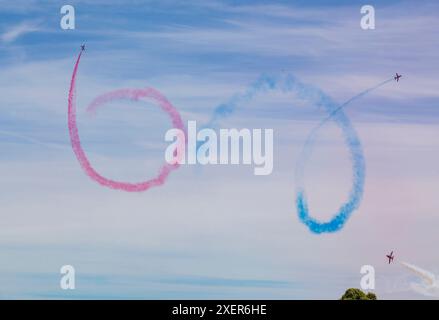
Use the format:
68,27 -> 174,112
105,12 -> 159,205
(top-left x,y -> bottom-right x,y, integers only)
0,0 -> 439,299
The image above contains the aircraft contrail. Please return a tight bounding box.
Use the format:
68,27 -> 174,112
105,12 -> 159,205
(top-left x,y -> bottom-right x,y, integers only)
318,78 -> 393,128
202,73 -> 392,234
67,46 -> 393,233
399,261 -> 439,297
295,77 -> 393,233
68,50 -> 185,192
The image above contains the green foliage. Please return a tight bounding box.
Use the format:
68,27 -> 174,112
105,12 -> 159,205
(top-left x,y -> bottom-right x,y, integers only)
340,288 -> 377,300
366,292 -> 377,300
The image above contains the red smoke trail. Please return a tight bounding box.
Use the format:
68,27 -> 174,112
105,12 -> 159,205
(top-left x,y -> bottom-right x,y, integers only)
68,51 -> 185,192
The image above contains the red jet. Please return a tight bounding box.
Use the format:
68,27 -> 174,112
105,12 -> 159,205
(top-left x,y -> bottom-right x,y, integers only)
386,251 -> 394,264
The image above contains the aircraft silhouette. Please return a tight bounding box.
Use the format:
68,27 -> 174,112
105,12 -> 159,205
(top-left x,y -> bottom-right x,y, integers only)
386,251 -> 394,264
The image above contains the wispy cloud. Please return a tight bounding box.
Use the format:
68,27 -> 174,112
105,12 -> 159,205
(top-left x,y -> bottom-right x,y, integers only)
1,21 -> 41,43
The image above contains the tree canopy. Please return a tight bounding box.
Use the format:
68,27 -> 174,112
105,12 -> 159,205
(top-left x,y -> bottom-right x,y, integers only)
340,288 -> 377,300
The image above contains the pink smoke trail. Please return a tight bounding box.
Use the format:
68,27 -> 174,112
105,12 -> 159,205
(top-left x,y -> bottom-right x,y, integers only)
68,51 -> 185,192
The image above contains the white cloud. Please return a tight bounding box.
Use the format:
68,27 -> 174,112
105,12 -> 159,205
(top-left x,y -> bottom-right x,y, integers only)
1,21 -> 41,43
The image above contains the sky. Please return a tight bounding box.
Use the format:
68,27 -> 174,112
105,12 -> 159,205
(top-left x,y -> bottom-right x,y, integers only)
0,0 -> 438,299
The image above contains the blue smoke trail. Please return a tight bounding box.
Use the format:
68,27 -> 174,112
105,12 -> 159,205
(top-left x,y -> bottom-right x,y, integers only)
201,73 -> 392,234
296,78 -> 393,234
196,74 -> 278,152
204,74 -> 278,129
